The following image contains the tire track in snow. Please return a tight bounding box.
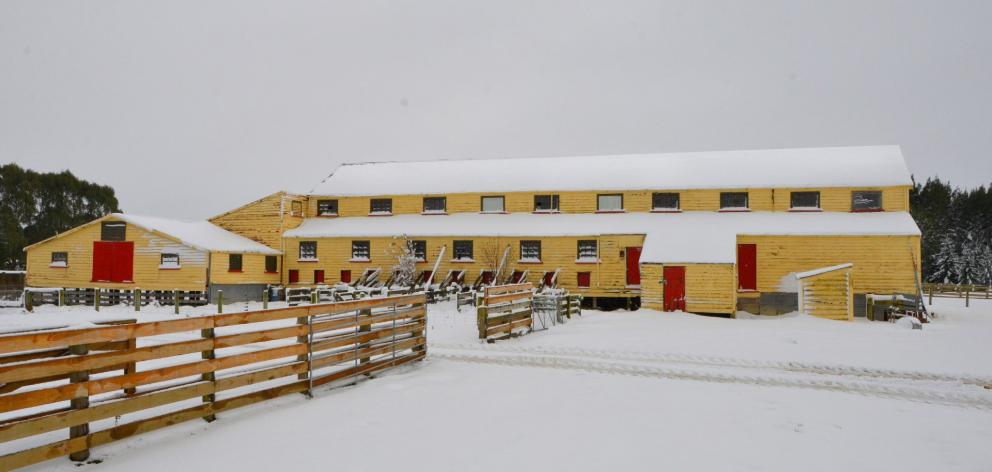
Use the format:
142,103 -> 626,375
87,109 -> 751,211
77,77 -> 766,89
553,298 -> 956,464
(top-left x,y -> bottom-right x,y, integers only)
431,351 -> 992,410
430,342 -> 992,386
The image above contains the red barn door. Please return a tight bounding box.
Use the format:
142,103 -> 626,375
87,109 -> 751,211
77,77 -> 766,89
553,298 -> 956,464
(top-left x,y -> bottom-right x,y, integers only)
92,241 -> 133,283
625,247 -> 642,286
663,266 -> 686,312
737,244 -> 757,290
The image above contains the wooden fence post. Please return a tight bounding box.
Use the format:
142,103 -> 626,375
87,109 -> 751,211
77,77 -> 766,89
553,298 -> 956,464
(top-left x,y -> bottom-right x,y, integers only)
174,290 -> 180,315
58,288 -> 64,307
94,288 -> 100,312
477,302 -> 488,340
134,288 -> 141,312
966,289 -> 970,308
200,324 -> 217,422
928,286 -> 933,305
359,308 -> 372,365
311,290 -> 318,304
68,343 -> 90,461
297,313 -> 310,392
217,290 -> 223,314
24,290 -> 32,312
263,287 -> 269,310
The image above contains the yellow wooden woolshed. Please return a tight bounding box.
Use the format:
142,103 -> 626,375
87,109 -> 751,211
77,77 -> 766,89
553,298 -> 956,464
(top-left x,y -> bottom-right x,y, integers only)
279,145 -> 921,317
24,213 -> 282,302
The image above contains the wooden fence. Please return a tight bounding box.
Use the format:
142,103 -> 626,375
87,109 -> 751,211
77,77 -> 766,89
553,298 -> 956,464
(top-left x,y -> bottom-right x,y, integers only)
477,283 -> 533,341
0,293 -> 427,470
24,288 -> 208,311
922,283 -> 991,307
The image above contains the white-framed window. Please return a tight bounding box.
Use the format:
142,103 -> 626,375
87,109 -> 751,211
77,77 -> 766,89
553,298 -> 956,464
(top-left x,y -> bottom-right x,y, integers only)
520,240 -> 541,262
370,198 -> 392,215
481,196 -> 505,213
720,192 -> 749,210
299,241 -> 318,261
351,241 -> 370,261
852,191 -> 883,211
317,199 -> 338,216
790,191 -> 820,210
534,194 -> 560,212
411,240 -> 427,262
597,194 -> 623,212
159,253 -> 180,269
423,197 -> 447,214
50,251 -> 68,268
652,193 -> 680,211
453,240 -> 473,260
577,240 -> 598,262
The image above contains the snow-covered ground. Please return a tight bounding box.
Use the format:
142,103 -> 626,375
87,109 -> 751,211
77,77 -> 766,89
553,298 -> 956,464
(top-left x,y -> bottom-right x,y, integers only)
3,297 -> 992,471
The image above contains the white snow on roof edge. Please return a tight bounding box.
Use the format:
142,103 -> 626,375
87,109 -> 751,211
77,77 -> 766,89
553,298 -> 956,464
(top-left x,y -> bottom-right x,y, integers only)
795,263 -> 854,279
309,145 -> 912,196
113,214 -> 281,255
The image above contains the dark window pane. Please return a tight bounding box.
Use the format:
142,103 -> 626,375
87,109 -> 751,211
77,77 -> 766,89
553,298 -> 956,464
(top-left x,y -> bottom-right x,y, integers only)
852,191 -> 883,211
51,252 -> 68,265
652,193 -> 680,210
370,199 -> 392,214
577,240 -> 598,259
317,199 -> 338,216
352,241 -> 370,260
720,192 -> 748,209
424,197 -> 446,213
520,241 -> 541,261
790,191 -> 820,209
265,255 -> 278,273
160,253 -> 179,266
101,222 -> 126,241
299,241 -> 317,260
453,240 -> 473,260
229,254 -> 243,271
534,195 -> 560,211
412,240 -> 427,261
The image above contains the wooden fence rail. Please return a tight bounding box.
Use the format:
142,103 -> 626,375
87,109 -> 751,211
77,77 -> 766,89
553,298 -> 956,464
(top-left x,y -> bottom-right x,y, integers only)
0,293 -> 427,470
477,283 -> 533,341
922,283 -> 991,307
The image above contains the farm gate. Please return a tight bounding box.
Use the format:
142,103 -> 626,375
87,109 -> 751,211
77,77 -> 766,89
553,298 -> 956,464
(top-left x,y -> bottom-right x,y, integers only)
0,293 -> 427,469
477,283 -> 534,341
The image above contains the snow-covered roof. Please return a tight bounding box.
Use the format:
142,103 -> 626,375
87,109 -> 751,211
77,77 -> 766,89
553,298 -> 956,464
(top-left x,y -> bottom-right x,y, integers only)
284,211 -> 920,264
310,146 -> 912,196
795,263 -> 854,279
112,214 -> 281,255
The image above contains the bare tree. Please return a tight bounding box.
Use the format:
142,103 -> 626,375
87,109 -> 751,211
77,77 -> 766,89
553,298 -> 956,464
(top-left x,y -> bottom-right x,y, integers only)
478,237 -> 510,284
388,234 -> 418,287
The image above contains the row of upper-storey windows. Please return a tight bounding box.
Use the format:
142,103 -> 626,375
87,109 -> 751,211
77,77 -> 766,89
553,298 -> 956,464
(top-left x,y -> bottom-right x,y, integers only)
311,190 -> 889,217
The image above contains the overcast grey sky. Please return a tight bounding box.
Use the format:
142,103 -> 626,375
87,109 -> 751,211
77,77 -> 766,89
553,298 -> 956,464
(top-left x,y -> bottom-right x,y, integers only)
1,1 -> 990,220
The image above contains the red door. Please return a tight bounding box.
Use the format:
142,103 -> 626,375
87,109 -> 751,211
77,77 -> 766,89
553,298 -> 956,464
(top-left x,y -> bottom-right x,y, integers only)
737,244 -> 757,290
543,271 -> 555,287
626,247 -> 642,286
340,270 -> 351,283
482,271 -> 495,285
314,270 -> 325,284
92,241 -> 133,283
289,270 -> 300,284
663,266 -> 686,312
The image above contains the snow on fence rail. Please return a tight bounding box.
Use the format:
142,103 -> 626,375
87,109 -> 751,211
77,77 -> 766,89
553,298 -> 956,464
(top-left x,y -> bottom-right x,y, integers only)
923,283 -> 991,307
477,283 -> 533,341
24,287 -> 208,311
0,293 -> 427,470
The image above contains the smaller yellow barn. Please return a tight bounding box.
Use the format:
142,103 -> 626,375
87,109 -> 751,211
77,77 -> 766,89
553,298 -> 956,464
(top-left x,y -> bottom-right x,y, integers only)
24,213 -> 282,302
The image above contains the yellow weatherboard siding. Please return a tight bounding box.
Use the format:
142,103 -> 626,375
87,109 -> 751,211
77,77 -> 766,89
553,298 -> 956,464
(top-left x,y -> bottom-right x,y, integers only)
738,235 -> 920,294
283,235 -> 645,297
208,253 -> 281,285
210,192 -> 305,250
25,217 -> 209,291
799,267 -> 854,321
308,186 -> 909,217
640,264 -> 737,314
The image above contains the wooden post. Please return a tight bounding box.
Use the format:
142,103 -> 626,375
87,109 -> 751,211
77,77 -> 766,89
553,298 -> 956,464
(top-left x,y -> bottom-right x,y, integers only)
124,333 -> 137,396
311,289 -> 318,304
200,325 -> 217,422
928,286 -> 933,305
134,288 -> 141,312
263,287 -> 269,310
477,302 -> 488,340
217,290 -> 223,314
966,289 -> 970,308
68,343 -> 90,461
24,290 -> 32,312
58,288 -> 64,307
359,308 -> 372,365
297,313 -> 309,389
94,288 -> 100,312
174,290 -> 180,315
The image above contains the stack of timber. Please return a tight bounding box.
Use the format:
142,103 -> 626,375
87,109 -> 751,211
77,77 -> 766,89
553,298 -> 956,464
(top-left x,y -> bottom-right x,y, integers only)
0,293 -> 426,470
477,283 -> 534,341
